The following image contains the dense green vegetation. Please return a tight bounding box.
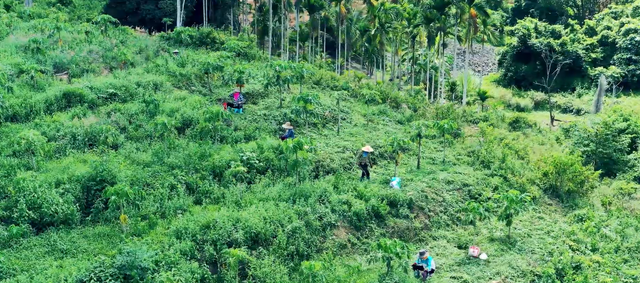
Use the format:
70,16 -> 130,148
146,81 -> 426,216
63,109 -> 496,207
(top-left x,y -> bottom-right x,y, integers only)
0,0 -> 639,282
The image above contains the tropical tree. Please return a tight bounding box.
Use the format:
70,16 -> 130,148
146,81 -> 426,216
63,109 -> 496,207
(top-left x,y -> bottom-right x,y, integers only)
386,136 -> 411,177
331,0 -> 348,74
431,119 -> 460,164
404,4 -> 422,92
104,184 -> 135,233
281,137 -> 314,184
475,88 -> 490,111
93,15 -> 120,37
462,200 -> 491,226
370,238 -> 410,281
200,107 -> 231,144
161,17 -> 173,32
176,0 -> 187,27
433,0 -> 453,101
294,0 -> 303,62
536,48 -> 570,128
291,92 -> 320,129
420,4 -> 438,102
410,121 -> 429,170
460,0 -> 493,105
292,63 -> 312,94
496,190 -> 530,238
269,0 -> 273,57
265,61 -> 294,107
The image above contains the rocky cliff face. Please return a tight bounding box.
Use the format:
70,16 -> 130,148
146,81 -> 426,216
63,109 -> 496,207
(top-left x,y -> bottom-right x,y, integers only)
447,41 -> 499,77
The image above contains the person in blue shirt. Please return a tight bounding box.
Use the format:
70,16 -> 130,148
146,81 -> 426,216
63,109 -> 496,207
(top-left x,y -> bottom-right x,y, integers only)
280,122 -> 295,141
413,249 -> 436,281
357,145 -> 374,181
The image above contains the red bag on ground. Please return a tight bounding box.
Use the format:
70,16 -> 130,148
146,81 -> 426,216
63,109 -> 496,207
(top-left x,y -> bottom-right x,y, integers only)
469,246 -> 480,258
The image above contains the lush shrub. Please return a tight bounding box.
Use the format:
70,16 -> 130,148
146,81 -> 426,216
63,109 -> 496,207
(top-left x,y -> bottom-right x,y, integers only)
613,20 -> 640,89
0,173 -> 79,231
506,97 -> 534,112
160,27 -> 231,50
507,115 -> 536,131
77,246 -> 157,282
537,151 -> 600,203
562,108 -> 640,177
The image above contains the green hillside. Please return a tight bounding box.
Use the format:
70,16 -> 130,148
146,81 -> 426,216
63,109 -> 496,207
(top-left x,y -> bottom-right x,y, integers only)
1,0 -> 639,282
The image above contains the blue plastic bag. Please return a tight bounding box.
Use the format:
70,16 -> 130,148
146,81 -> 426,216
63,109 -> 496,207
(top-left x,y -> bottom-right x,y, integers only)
390,177 -> 401,189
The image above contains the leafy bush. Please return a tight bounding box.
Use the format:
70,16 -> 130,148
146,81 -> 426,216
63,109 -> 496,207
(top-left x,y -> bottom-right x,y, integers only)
507,115 -> 536,132
537,151 -> 599,203
506,97 -> 534,112
77,246 -> 157,283
562,108 -> 640,177
0,173 -> 79,231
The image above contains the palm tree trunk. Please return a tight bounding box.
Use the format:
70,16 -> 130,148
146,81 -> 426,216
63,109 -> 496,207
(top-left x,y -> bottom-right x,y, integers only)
411,40 -> 415,92
310,28 -> 314,63
382,52 -> 386,82
345,24 -> 348,71
439,36 -> 445,102
337,10 -> 341,74
286,13 -> 290,60
323,23 -> 327,56
295,8 -> 299,63
394,162 -> 398,177
417,137 -> 422,170
431,71 -> 435,102
372,57 -> 376,79
426,48 -> 431,101
391,41 -> 396,82
309,39 -> 312,61
176,0 -> 182,27
255,0 -> 259,41
203,0 -> 207,27
318,15 -> 321,59
268,0 -> 273,58
453,21 -> 458,75
337,99 -> 341,135
231,6 -> 235,35
463,43 -> 470,105
281,0 -> 285,59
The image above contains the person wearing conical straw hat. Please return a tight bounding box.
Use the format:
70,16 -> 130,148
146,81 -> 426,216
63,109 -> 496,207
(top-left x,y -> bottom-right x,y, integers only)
280,122 -> 295,141
358,145 -> 374,181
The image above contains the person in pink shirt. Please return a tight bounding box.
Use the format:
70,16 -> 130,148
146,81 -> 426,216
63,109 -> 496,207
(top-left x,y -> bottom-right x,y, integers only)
227,88 -> 245,113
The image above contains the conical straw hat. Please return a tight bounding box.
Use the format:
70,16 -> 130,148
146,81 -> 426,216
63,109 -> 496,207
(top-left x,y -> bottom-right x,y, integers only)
361,145 -> 374,152
282,122 -> 294,129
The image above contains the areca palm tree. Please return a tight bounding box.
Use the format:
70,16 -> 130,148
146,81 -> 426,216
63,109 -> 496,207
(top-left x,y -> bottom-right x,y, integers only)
294,0 -> 304,62
419,2 -> 438,101
331,0 -> 347,74
269,0 -> 273,58
368,1 -> 396,81
433,0 -> 453,102
403,4 -> 421,92
475,13 -> 502,88
460,0 -> 490,105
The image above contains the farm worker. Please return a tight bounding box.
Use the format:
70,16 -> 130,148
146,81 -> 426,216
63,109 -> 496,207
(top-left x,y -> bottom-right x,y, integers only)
280,122 -> 295,141
228,88 -> 245,114
358,145 -> 374,181
412,249 -> 436,281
